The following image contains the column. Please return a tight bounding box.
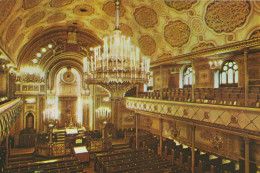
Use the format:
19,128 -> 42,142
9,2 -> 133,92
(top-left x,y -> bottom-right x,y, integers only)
191,125 -> 196,173
160,65 -> 163,99
244,137 -> 250,173
244,49 -> 249,107
111,98 -> 118,129
5,131 -> 9,166
92,84 -> 96,130
192,59 -> 195,102
159,118 -> 163,156
135,113 -> 138,149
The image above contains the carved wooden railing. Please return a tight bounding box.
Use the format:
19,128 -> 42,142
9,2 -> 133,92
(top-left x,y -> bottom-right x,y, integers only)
125,97 -> 260,137
0,98 -> 22,143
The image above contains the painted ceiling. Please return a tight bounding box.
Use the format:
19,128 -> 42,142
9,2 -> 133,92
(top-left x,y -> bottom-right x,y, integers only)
0,0 -> 260,67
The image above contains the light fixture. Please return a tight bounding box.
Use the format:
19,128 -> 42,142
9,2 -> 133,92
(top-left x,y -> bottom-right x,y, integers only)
209,60 -> 223,70
41,48 -> 47,53
96,107 -> 111,123
36,52 -> 42,58
83,0 -> 150,98
48,44 -> 53,49
32,58 -> 38,64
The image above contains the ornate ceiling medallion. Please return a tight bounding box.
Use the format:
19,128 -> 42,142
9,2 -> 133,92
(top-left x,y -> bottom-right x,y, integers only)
133,6 -> 158,29
90,19 -> 109,30
138,35 -> 156,56
103,1 -> 126,17
73,4 -> 94,16
164,20 -> 190,48
164,0 -> 197,11
205,1 -> 251,33
119,23 -> 133,37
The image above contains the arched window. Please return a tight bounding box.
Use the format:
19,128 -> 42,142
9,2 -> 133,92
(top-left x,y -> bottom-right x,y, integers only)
220,60 -> 238,87
183,66 -> 192,87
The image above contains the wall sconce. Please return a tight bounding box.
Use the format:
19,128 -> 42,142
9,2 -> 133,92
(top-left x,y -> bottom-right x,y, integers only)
209,60 -> 223,70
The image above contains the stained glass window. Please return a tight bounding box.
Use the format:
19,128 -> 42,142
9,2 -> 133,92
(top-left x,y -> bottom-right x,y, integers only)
220,60 -> 238,86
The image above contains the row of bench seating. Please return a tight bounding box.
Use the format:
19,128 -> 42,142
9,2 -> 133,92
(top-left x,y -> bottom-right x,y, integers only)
141,87 -> 260,107
95,149 -> 178,173
130,129 -> 259,173
4,156 -> 83,173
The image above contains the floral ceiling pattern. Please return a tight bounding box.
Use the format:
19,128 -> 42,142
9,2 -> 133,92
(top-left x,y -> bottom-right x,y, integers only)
0,0 -> 259,65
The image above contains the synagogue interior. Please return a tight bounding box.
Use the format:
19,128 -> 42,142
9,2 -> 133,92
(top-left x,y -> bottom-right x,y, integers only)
0,0 -> 260,173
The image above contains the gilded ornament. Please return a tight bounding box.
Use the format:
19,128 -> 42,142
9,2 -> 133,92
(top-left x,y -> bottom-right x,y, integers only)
12,34 -> 24,52
164,20 -> 190,48
119,23 -> 133,37
90,19 -> 109,30
73,4 -> 94,16
47,13 -> 66,23
50,0 -> 73,8
205,1 -> 251,33
153,2 -> 167,15
191,42 -> 215,52
22,0 -> 41,10
138,35 -> 156,56
26,11 -> 45,28
164,0 -> 197,11
134,6 -> 158,29
6,18 -> 22,42
250,29 -> 260,39
190,17 -> 204,35
28,26 -> 44,39
103,1 -> 126,17
0,0 -> 15,25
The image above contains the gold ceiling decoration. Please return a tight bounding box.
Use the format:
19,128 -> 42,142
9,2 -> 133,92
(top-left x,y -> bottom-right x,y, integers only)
133,6 -> 158,29
22,0 -> 41,10
25,11 -> 45,28
49,0 -> 73,8
5,18 -> 22,43
205,1 -> 251,33
0,0 -> 259,66
164,0 -> 197,11
138,35 -> 156,56
191,42 -> 215,53
250,29 -> 260,39
0,0 -> 15,24
103,1 -> 126,17
73,4 -> 95,16
90,19 -> 109,30
164,20 -> 191,48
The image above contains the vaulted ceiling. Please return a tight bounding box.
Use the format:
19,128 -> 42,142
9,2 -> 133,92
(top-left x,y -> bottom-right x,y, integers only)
0,0 -> 260,67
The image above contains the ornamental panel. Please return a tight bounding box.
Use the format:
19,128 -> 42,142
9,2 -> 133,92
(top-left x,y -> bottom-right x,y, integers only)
205,1 -> 251,33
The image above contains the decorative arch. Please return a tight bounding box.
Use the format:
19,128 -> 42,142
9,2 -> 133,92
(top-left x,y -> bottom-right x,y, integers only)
219,60 -> 239,87
179,65 -> 192,88
24,111 -> 36,129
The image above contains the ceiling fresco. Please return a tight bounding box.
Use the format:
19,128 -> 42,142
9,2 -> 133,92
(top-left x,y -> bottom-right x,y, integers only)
0,0 -> 259,66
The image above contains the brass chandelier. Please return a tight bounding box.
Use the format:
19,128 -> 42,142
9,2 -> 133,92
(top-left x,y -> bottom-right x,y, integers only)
83,0 -> 150,97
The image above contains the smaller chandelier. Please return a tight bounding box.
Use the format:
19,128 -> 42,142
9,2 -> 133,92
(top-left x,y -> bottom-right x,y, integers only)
96,107 -> 111,123
83,0 -> 150,91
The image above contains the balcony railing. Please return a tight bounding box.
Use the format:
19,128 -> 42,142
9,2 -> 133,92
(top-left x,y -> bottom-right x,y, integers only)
125,97 -> 260,135
0,98 -> 22,143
